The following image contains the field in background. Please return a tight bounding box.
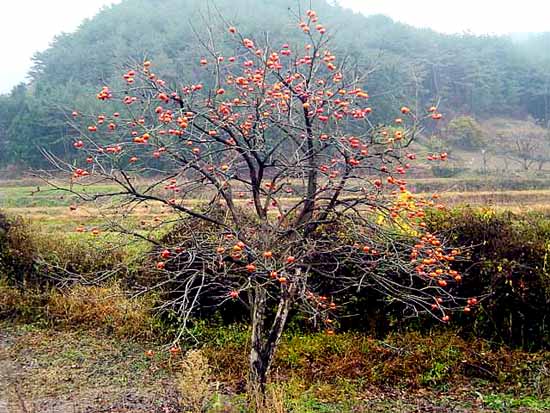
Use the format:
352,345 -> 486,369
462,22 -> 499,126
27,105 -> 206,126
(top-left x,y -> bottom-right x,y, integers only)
2,176 -> 550,231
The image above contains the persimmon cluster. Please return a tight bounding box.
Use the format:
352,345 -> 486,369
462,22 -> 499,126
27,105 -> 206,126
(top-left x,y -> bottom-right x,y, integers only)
66,9 -> 471,329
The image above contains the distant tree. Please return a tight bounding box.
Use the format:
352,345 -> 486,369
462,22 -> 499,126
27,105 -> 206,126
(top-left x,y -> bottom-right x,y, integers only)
0,96 -> 13,166
445,116 -> 486,150
0,84 -> 28,167
485,118 -> 550,171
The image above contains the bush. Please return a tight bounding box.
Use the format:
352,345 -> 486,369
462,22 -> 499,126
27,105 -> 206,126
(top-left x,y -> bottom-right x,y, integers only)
426,208 -> 550,350
0,210 -> 130,287
4,206 -> 549,350
0,211 -> 37,284
0,277 -> 46,321
445,116 -> 486,150
36,232 -> 128,279
149,208 -> 550,350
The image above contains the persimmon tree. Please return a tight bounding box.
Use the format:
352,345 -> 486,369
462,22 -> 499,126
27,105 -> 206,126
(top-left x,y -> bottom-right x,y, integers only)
46,9 -> 467,395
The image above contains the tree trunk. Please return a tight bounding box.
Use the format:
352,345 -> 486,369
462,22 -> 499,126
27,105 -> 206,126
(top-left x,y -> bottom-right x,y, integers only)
248,282 -> 296,400
249,285 -> 268,395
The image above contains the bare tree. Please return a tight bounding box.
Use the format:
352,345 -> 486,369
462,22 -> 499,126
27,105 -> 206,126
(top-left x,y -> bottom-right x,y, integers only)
486,118 -> 550,171
43,9 -> 465,398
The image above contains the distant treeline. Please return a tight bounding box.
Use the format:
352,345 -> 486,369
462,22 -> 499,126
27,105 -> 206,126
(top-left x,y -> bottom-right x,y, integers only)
1,0 -> 549,168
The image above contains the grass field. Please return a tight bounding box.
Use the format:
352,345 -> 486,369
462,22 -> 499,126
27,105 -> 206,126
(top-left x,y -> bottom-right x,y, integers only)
3,177 -> 550,230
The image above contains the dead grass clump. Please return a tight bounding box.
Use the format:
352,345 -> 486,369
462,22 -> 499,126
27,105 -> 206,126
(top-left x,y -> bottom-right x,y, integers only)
1,277 -> 158,338
46,282 -> 156,338
0,279 -> 45,321
254,385 -> 286,413
177,349 -> 214,412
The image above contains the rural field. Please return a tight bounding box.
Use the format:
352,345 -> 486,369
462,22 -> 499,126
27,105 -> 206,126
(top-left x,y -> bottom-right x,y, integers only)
1,177 -> 550,412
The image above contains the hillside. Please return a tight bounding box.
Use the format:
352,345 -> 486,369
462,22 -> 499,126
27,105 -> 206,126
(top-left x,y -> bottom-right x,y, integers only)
0,0 -> 549,168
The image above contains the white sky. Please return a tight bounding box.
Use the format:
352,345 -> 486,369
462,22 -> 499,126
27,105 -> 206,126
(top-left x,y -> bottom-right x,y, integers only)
0,0 -> 122,94
1,0 -> 550,94
338,0 -> 550,35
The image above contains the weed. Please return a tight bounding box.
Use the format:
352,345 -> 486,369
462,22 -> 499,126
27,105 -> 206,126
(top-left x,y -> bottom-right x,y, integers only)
1,279 -> 159,339
45,282 -> 158,338
175,349 -> 212,412
482,393 -> 550,411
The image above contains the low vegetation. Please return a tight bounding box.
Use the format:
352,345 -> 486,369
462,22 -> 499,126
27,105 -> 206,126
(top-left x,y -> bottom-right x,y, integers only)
1,309 -> 549,411
1,198 -> 549,411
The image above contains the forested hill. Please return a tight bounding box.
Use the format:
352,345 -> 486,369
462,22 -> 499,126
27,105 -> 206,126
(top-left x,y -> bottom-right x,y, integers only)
1,0 -> 550,167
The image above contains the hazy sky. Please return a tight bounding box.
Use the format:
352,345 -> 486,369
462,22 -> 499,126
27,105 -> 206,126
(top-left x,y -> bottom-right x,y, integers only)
339,0 -> 550,35
0,0 -> 122,94
1,0 -> 550,94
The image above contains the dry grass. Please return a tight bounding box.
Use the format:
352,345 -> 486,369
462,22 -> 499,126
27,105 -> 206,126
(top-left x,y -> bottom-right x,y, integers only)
177,349 -> 214,412
46,283 -> 157,339
4,181 -> 550,228
258,385 -> 286,413
0,280 -> 158,339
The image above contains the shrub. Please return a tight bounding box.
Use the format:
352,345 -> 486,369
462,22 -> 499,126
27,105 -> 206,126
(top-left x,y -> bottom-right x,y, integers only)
0,210 -> 130,287
0,277 -> 45,321
445,116 -> 486,150
0,211 -> 37,284
426,208 -> 550,349
151,208 -> 550,350
35,232 -> 127,280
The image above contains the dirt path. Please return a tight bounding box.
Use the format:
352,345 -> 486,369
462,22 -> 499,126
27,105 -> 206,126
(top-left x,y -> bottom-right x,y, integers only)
0,325 -> 179,413
0,328 -> 17,413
